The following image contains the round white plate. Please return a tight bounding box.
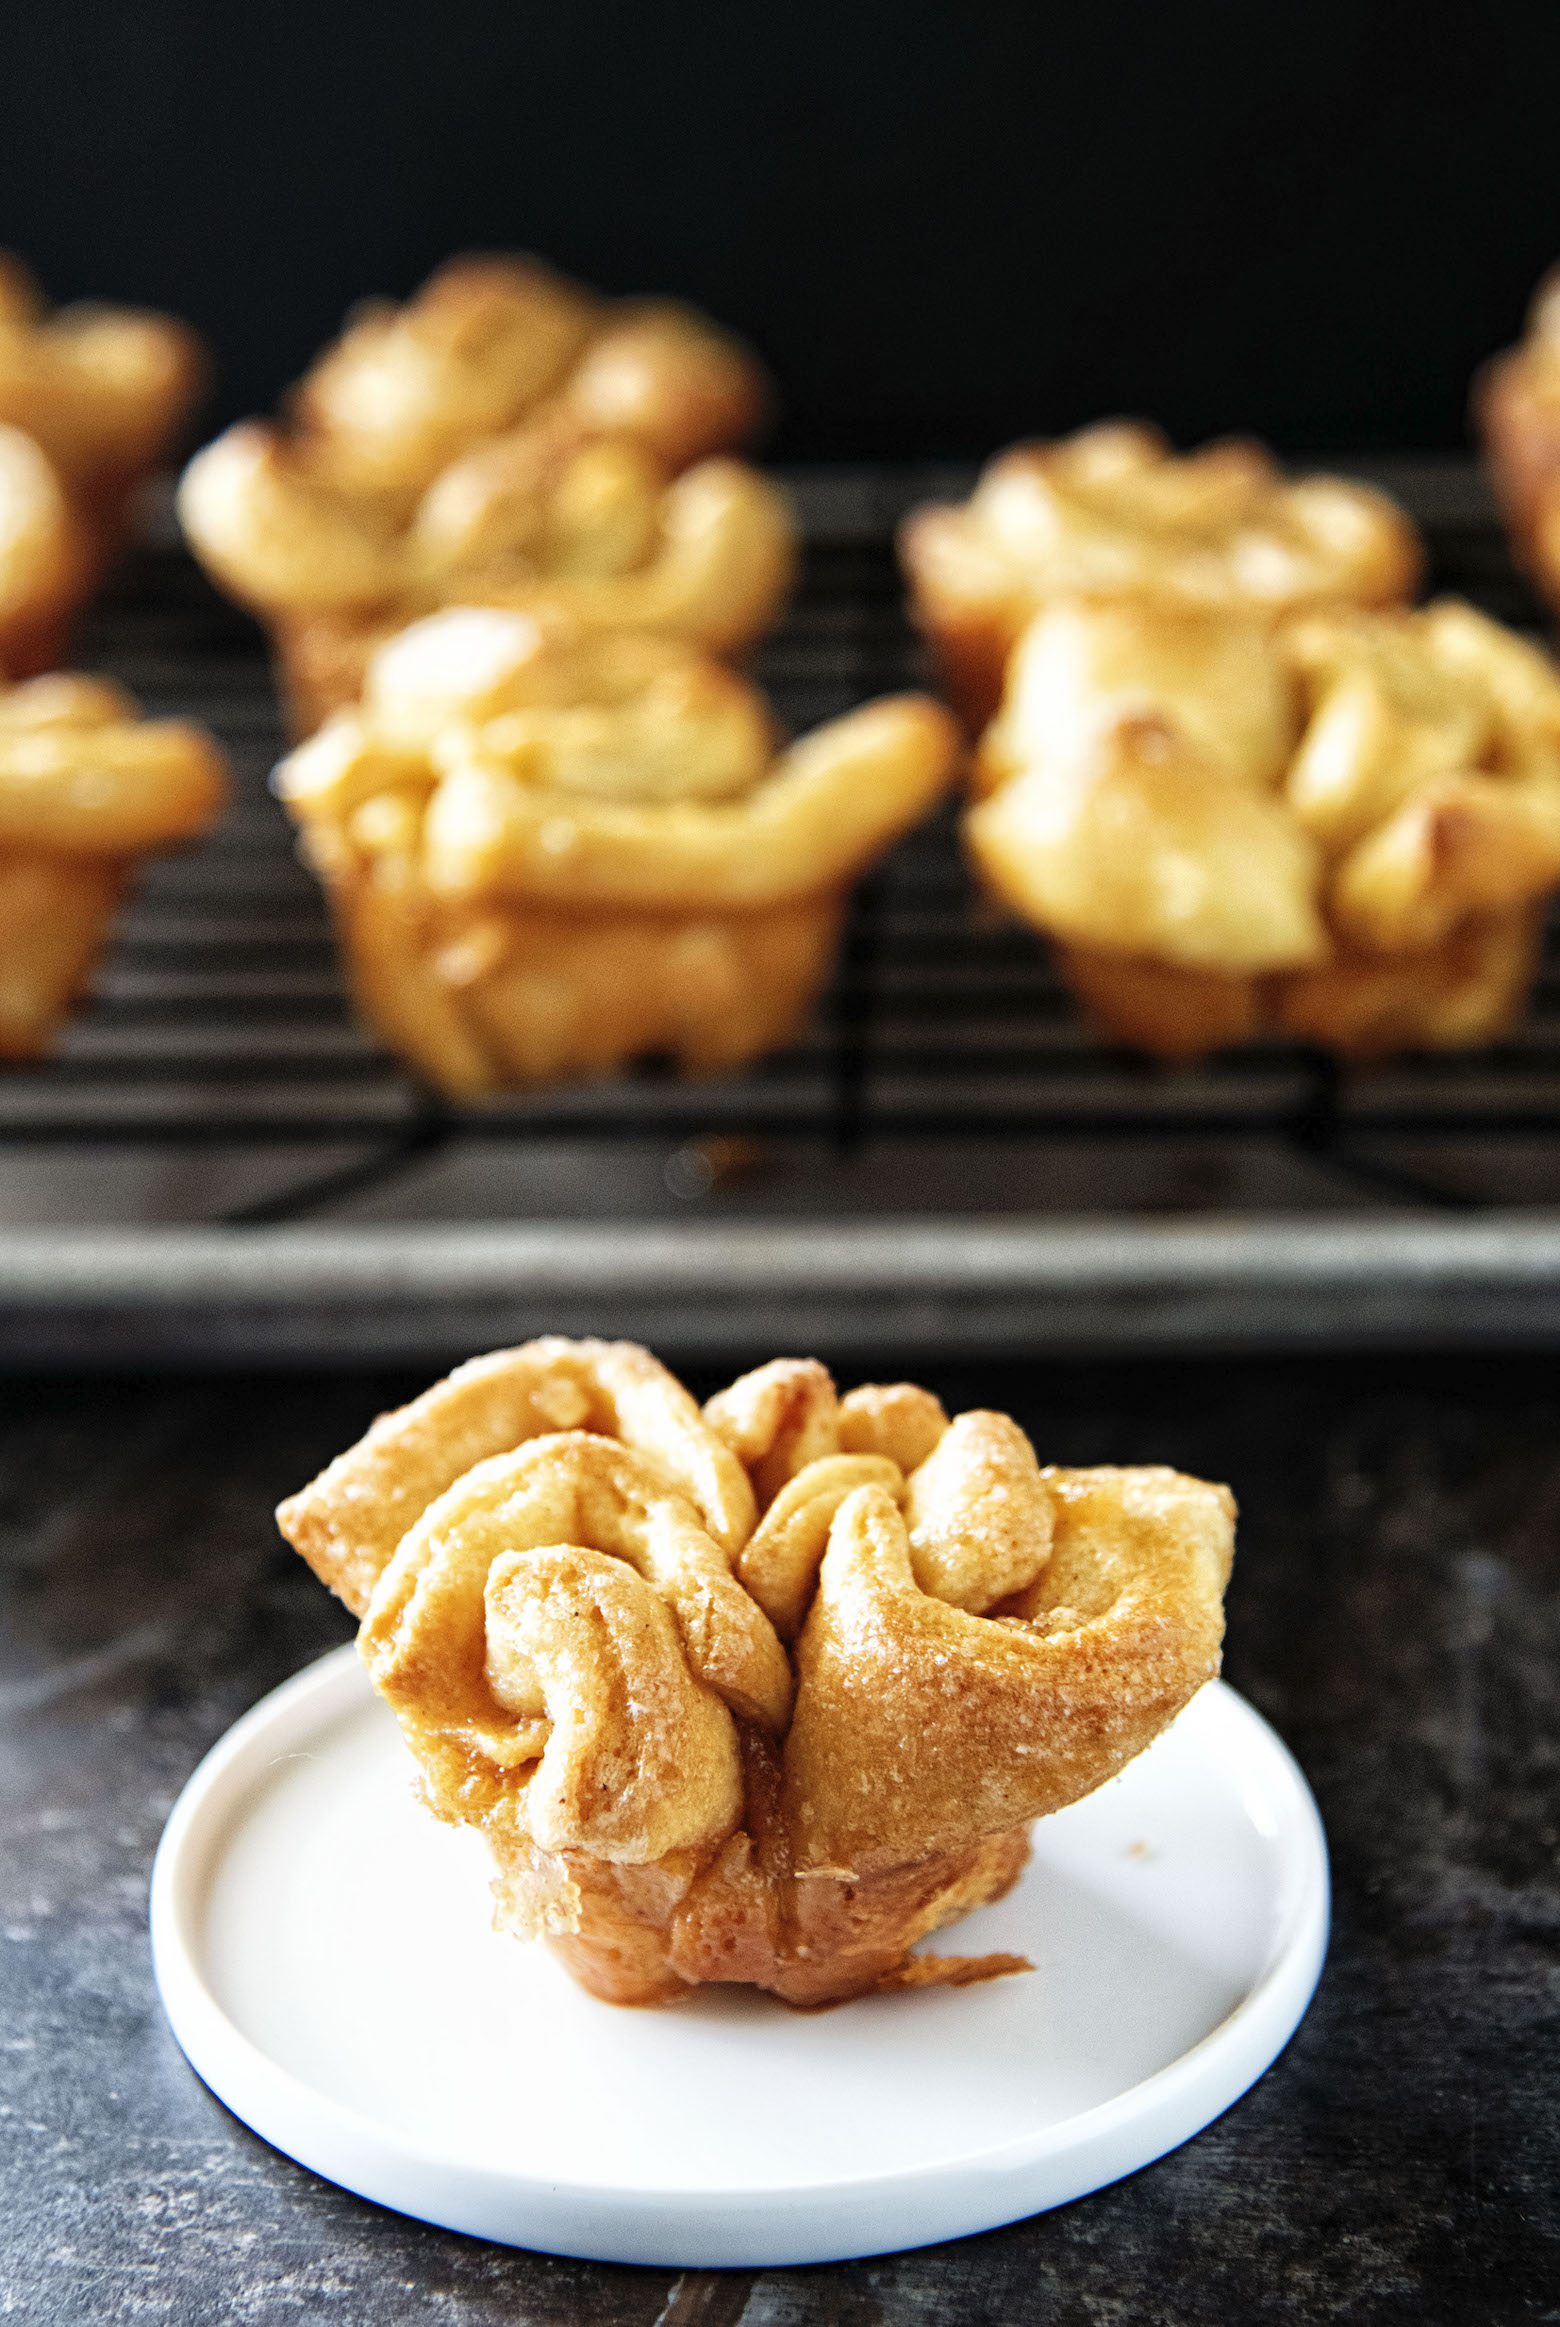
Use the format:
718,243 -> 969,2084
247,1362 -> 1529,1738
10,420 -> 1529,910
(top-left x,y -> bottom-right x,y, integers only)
151,1645 -> 1328,2267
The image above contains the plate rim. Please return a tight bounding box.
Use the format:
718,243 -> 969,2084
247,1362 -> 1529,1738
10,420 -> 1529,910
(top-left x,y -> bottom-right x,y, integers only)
150,1643 -> 1330,2264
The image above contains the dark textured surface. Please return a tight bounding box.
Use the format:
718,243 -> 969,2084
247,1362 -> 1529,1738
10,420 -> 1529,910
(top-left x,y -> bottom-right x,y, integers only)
2,1355 -> 1559,2325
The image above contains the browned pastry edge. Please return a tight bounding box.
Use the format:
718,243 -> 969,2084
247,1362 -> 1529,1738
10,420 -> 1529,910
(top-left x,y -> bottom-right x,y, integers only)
898,577 -> 1016,734
1056,944 -> 1265,1058
323,867 -> 848,1098
1053,895 -> 1545,1059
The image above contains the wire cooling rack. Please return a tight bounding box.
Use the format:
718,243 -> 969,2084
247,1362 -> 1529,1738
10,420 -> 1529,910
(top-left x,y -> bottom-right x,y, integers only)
7,461 -> 1560,1361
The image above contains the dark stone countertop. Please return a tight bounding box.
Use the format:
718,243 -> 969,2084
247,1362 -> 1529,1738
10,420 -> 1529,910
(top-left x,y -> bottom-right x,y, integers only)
2,1353 -> 1558,2325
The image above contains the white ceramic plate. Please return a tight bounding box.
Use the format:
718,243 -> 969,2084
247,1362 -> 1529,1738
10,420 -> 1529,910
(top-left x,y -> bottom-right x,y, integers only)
151,1646 -> 1328,2267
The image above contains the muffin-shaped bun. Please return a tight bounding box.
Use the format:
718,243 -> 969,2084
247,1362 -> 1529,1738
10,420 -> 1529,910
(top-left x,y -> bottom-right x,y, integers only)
273,607 -> 958,1095
278,1338 -> 1235,2008
967,594 -> 1560,1057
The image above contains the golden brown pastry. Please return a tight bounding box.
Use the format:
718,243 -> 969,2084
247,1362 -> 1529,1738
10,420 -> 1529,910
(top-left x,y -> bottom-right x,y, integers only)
0,255 -> 205,676
0,424 -> 90,682
0,670 -> 227,1055
176,255 -> 793,731
900,422 -> 1422,728
277,1339 -> 1235,2008
967,595 -> 1560,1056
272,604 -> 958,1095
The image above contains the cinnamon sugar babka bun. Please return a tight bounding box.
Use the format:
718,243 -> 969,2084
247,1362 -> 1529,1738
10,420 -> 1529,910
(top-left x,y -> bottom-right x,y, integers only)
0,669 -> 226,1057
965,593 -> 1560,1058
899,421 -> 1422,730
0,254 -> 206,676
277,1338 -> 1235,2009
271,605 -> 959,1094
176,254 -> 794,732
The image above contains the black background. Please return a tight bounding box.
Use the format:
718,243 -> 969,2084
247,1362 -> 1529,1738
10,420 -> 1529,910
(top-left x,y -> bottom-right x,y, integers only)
4,0 -> 1560,459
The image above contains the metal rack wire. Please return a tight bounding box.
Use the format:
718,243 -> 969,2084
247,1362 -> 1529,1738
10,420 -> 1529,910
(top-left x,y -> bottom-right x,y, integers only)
6,462 -> 1560,1247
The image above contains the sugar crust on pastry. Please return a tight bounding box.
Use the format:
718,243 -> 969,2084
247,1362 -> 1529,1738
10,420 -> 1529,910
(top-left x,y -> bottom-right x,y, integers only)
277,1338 -> 1234,2009
272,606 -> 959,1094
0,669 -> 226,1055
900,422 -> 1422,728
967,595 -> 1560,1056
176,255 -> 791,731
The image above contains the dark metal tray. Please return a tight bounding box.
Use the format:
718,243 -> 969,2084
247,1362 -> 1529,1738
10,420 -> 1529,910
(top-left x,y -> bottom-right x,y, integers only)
7,461 -> 1560,1361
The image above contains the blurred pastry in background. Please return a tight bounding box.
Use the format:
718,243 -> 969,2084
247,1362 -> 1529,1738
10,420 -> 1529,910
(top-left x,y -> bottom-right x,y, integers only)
900,421 -> 1423,728
967,595 -> 1560,1057
276,1337 -> 1234,2007
177,255 -> 795,733
1475,266 -> 1560,612
0,255 -> 206,673
0,670 -> 226,1057
272,606 -> 958,1095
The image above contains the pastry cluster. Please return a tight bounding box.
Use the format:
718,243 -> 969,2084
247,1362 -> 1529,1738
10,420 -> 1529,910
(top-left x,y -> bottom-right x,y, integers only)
966,595 -> 1560,1056
0,670 -> 226,1055
273,605 -> 959,1093
178,256 -> 794,734
900,422 -> 1422,729
0,255 -> 205,678
278,1338 -> 1234,2008
26,236 -> 1558,1082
